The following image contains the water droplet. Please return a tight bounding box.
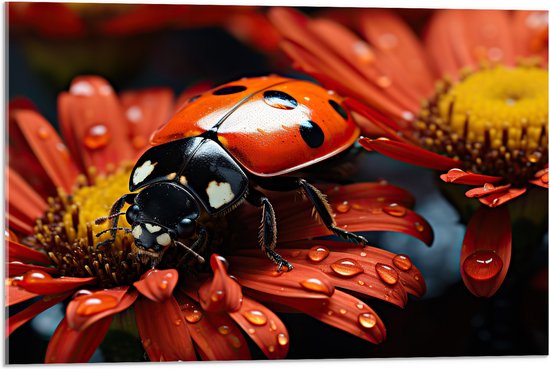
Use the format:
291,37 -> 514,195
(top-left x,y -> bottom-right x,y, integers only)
375,263 -> 399,285
300,278 -> 331,295
335,201 -> 350,213
357,280 -> 365,286
483,183 -> 495,191
55,143 -> 70,160
72,289 -> 93,299
330,258 -> 364,277
248,328 -> 256,334
218,325 -> 231,335
339,308 -> 347,315
268,345 -> 275,353
392,254 -> 412,271
70,81 -> 93,96
228,334 -> 242,349
243,310 -> 268,326
174,319 -> 182,326
183,308 -> 203,323
352,41 -> 373,63
360,251 -> 367,257
126,106 -> 143,123
38,126 -> 49,139
76,294 -> 118,316
356,303 -> 364,309
21,270 -> 53,283
277,333 -> 288,346
308,245 -> 330,262
376,76 -> 392,88
414,222 -> 424,232
383,203 -> 407,217
327,310 -> 334,316
269,320 -> 277,331
463,250 -> 503,281
83,124 -> 111,150
211,290 -> 224,302
358,313 -> 377,329
142,338 -> 152,350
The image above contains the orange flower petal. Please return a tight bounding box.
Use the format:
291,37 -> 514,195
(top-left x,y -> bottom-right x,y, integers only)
512,11 -> 549,60
175,291 -> 251,360
6,168 -> 47,224
440,168 -> 503,186
465,183 -> 512,198
7,262 -> 56,277
66,287 -> 138,331
58,76 -> 134,173
229,296 -> 289,359
529,167 -> 549,188
6,214 -> 34,234
7,293 -> 69,336
133,269 -> 178,303
198,255 -> 243,312
478,187 -> 527,208
7,240 -> 51,265
14,271 -> 96,295
460,206 -> 512,297
360,137 -> 461,171
45,317 -> 112,363
6,283 -> 39,306
321,182 -> 415,208
134,296 -> 197,361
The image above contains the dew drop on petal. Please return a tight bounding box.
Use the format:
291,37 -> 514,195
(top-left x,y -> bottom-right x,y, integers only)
84,124 -> 111,150
243,310 -> 268,326
248,328 -> 256,334
174,319 -> 182,326
38,126 -> 49,140
392,254 -> 412,271
358,313 -> 377,329
228,334 -> 242,349
72,289 -> 93,299
463,250 -> 503,281
383,203 -> 407,217
308,246 -> 330,262
300,278 -> 331,295
76,294 -> 118,316
218,325 -> 231,335
330,258 -> 364,277
339,309 -> 347,315
56,143 -> 70,160
414,222 -> 424,232
375,263 -> 399,285
211,290 -> 224,302
335,201 -> 350,213
183,308 -> 203,324
126,106 -> 143,123
376,76 -> 392,88
277,333 -> 289,346
483,183 -> 495,191
269,320 -> 277,331
356,303 -> 364,309
268,345 -> 275,353
21,270 -> 53,283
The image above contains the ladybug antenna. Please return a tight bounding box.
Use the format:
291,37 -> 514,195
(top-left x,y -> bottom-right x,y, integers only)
95,212 -> 126,225
95,226 -> 131,238
174,240 -> 205,264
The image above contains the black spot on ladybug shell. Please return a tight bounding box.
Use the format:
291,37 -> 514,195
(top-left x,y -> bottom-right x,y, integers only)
212,85 -> 247,95
299,120 -> 324,148
329,99 -> 348,121
263,90 -> 298,110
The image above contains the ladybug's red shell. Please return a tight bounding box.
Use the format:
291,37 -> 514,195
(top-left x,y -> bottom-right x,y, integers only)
151,76 -> 359,176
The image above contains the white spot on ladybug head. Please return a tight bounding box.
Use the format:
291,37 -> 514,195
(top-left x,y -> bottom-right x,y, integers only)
206,181 -> 235,209
145,223 -> 162,233
133,160 -> 156,185
132,225 -> 143,239
179,176 -> 188,185
166,172 -> 177,180
156,233 -> 172,247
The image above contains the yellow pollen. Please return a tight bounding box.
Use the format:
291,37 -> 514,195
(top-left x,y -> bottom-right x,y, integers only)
437,66 -> 548,150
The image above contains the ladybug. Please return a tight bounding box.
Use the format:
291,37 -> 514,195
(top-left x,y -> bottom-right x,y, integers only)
98,75 -> 367,270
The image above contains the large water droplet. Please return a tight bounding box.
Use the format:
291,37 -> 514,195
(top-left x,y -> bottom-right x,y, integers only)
308,245 -> 330,262
126,106 -> 143,123
392,254 -> 412,271
38,126 -> 49,140
84,124 -> 111,150
483,183 -> 495,191
335,201 -> 350,213
218,325 -> 231,335
375,263 -> 399,285
211,290 -> 224,302
414,222 -> 424,232
21,270 -> 53,283
358,313 -> 377,329
300,278 -> 331,295
76,294 -> 118,316
277,333 -> 288,346
330,258 -> 364,277
243,310 -> 268,326
183,308 -> 203,323
463,250 -> 503,281
383,203 -> 407,217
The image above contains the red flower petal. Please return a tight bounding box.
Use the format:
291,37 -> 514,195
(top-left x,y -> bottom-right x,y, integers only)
6,283 -> 39,306
460,206 -> 512,297
45,317 -> 112,363
322,181 -> 416,208
134,296 -> 197,361
227,255 -> 335,299
229,296 -> 290,359
360,137 -> 461,171
66,287 -> 138,331
465,183 -> 512,198
175,291 -> 251,360
440,168 -> 503,186
7,240 -> 51,265
58,76 -> 134,172
529,167 -> 549,188
198,255 -> 243,312
6,168 -> 47,225
7,262 -> 56,277
478,187 -> 527,208
7,293 -> 69,336
6,214 -> 34,234
12,110 -> 80,192
14,271 -> 96,295
133,269 -> 178,303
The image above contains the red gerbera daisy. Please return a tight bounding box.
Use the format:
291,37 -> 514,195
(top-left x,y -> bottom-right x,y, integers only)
6,76 -> 430,362
269,7 -> 548,297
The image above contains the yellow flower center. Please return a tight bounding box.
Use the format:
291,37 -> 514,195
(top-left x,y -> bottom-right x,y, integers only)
415,65 -> 548,185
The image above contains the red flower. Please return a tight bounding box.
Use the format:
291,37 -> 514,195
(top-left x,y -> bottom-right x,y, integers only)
7,76 -> 429,362
270,8 -> 548,297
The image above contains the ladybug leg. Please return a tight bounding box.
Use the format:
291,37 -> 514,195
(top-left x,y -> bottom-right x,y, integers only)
175,226 -> 208,264
94,193 -> 136,245
246,188 -> 294,271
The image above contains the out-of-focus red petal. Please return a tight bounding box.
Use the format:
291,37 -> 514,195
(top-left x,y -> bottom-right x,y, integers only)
321,182 -> 415,208
226,255 -> 335,299
58,76 -> 134,173
225,12 -> 282,52
133,269 -> 178,303
119,88 -> 174,155
478,187 -> 527,208
360,137 -> 461,171
460,206 -> 512,297
12,111 -> 80,192
175,291 -> 251,360
6,168 -> 47,225
134,296 -> 197,361
7,240 -> 51,265
66,287 -> 138,331
440,168 -> 503,186
512,10 -> 548,60
7,262 -> 56,277
6,215 -> 33,234
7,293 -> 69,336
466,183 -> 512,198
229,296 -> 289,359
198,255 -> 243,312
6,283 -> 39,306
14,271 -> 96,295
45,317 -> 112,363
529,167 -> 549,188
